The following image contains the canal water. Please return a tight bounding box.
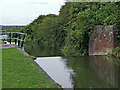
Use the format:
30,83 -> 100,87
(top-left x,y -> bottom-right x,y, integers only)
25,44 -> 120,88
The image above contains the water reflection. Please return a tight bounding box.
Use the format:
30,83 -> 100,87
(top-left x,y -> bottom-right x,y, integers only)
25,45 -> 120,88
66,56 -> 120,88
35,57 -> 74,88
89,56 -> 119,87
24,43 -> 61,57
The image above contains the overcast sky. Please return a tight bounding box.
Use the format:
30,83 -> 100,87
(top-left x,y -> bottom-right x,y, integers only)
0,0 -> 65,25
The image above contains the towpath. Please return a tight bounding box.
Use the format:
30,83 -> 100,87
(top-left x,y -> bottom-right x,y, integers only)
0,44 -> 17,49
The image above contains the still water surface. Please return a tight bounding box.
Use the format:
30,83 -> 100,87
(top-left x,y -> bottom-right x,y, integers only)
25,44 -> 120,88
35,57 -> 74,88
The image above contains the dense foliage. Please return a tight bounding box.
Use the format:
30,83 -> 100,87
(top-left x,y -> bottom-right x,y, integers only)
22,2 -> 120,56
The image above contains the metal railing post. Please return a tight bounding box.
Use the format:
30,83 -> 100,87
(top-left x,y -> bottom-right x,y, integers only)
15,33 -> 17,44
21,34 -> 26,49
18,33 -> 21,47
10,32 -> 11,44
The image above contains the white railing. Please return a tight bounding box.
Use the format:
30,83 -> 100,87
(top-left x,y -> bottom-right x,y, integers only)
0,31 -> 27,48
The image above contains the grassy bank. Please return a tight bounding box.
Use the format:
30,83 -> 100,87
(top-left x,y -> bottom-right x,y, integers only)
2,48 -> 58,88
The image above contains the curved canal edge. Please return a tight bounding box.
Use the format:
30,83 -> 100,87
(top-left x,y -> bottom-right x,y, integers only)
17,47 -> 62,89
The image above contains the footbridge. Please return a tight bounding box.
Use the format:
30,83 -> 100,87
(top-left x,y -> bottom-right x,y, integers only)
0,30 -> 27,48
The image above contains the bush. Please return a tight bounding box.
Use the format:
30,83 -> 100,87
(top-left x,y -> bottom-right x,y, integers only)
113,47 -> 120,58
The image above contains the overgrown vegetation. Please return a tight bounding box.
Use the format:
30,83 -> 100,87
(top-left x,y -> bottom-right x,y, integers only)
21,2 -> 120,56
113,47 -> 120,58
2,48 -> 58,88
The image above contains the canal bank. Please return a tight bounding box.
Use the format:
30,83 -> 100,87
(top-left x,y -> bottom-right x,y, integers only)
2,48 -> 59,88
17,47 -> 62,88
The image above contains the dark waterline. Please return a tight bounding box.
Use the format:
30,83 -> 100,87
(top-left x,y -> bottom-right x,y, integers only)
24,44 -> 120,88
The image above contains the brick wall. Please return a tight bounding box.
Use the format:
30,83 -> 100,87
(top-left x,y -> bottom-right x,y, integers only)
89,25 -> 117,55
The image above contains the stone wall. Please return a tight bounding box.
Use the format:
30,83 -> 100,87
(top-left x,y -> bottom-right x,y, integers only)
89,25 -> 117,55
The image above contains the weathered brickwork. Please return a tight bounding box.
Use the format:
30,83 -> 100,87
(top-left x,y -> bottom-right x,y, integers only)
89,25 -> 117,55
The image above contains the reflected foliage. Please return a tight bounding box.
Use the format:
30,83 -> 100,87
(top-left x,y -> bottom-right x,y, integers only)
65,56 -> 120,88
24,43 -> 61,57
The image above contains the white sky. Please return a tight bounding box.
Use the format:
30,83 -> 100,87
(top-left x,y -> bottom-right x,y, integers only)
0,0 -> 65,25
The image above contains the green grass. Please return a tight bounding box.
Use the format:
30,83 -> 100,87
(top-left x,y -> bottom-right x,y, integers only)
2,48 -> 58,88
